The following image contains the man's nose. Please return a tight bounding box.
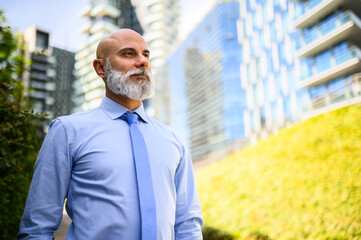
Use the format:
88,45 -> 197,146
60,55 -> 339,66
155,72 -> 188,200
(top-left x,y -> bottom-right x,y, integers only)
135,55 -> 149,68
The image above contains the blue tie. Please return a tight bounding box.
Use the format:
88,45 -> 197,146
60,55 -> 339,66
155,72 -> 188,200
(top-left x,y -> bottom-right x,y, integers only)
121,112 -> 157,240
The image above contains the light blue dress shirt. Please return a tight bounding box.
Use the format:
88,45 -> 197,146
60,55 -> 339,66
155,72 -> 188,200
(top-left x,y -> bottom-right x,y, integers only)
18,97 -> 203,240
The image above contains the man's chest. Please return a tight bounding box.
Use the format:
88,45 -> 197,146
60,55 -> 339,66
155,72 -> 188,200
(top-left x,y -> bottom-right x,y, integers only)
70,124 -> 181,184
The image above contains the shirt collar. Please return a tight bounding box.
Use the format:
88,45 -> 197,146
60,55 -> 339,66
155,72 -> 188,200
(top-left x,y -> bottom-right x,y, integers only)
100,96 -> 149,123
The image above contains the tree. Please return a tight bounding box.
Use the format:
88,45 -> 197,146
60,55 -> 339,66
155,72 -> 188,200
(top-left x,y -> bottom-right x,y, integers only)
0,10 -> 44,238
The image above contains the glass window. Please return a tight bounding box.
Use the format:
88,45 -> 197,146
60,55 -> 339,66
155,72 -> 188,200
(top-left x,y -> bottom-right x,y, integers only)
36,30 -> 49,49
334,41 -> 353,65
328,77 -> 347,103
310,84 -> 326,108
271,101 -> 278,127
320,13 -> 337,35
250,110 -> 256,131
303,25 -> 318,44
315,50 -> 331,73
260,106 -> 266,127
283,95 -> 292,122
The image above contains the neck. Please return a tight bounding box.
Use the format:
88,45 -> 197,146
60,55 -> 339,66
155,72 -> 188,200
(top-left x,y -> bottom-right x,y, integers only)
105,90 -> 142,111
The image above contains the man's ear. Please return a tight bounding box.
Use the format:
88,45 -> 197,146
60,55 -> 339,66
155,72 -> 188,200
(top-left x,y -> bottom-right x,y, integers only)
93,59 -> 106,79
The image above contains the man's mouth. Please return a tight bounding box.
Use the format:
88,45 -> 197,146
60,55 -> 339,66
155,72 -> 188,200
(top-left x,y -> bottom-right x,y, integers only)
132,74 -> 147,78
131,74 -> 148,81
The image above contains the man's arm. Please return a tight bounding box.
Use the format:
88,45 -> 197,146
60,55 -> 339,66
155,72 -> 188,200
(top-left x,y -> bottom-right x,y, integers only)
174,144 -> 203,239
17,119 -> 72,240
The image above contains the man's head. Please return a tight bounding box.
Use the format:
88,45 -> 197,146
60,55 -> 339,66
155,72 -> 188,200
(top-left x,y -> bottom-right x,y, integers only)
93,29 -> 154,101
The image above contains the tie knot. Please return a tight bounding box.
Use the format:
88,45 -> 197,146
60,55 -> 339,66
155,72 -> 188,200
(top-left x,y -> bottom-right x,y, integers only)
121,112 -> 139,125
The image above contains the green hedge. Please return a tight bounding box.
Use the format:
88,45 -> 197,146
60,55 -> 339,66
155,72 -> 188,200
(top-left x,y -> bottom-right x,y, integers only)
197,105 -> 361,239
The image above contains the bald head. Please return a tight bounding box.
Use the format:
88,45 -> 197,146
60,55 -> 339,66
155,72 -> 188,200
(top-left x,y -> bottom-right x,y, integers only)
96,29 -> 146,59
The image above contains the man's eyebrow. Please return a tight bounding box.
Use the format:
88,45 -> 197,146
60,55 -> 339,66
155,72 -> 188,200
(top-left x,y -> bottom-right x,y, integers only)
118,47 -> 136,53
117,48 -> 150,54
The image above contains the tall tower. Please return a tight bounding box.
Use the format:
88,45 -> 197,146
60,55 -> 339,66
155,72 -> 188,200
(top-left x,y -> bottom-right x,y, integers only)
50,47 -> 76,118
131,0 -> 180,122
73,0 -> 143,112
167,1 -> 247,161
22,26 -> 56,119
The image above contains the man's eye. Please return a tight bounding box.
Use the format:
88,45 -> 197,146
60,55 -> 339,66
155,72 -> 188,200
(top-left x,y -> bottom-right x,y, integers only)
124,51 -> 134,56
143,53 -> 150,58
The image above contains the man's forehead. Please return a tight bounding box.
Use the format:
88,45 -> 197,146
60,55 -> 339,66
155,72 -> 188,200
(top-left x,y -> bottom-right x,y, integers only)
97,29 -> 148,58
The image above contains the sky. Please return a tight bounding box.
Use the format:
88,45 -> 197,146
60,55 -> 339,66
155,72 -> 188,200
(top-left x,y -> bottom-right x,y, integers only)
0,0 -> 212,52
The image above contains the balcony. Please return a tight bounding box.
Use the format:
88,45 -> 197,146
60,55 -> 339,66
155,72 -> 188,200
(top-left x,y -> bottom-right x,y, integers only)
31,72 -> 48,81
298,44 -> 361,88
143,31 -> 164,43
91,21 -> 118,35
47,68 -> 56,78
79,21 -> 92,35
293,0 -> 360,29
301,73 -> 361,120
80,3 -> 120,18
45,96 -> 55,105
144,0 -> 163,7
296,11 -> 361,58
45,82 -> 56,91
91,3 -> 120,18
79,4 -> 92,18
143,12 -> 165,25
29,90 -> 46,99
75,47 -> 91,61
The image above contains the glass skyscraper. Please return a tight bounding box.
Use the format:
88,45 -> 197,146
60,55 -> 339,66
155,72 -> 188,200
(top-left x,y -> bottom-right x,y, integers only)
167,1 -> 247,161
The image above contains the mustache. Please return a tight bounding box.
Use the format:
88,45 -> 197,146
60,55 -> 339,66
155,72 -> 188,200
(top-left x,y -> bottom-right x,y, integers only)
127,68 -> 152,77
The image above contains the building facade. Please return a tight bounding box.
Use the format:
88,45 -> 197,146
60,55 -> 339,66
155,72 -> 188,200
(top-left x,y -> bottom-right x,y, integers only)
167,1 -> 248,161
73,0 -> 143,112
237,0 -> 301,141
50,47 -> 76,118
22,26 -> 56,119
166,0 -> 361,161
131,0 -> 180,120
293,0 -> 361,119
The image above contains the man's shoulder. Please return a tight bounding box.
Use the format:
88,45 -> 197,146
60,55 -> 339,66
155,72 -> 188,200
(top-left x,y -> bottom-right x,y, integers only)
146,116 -> 186,145
55,107 -> 103,128
146,115 -> 173,132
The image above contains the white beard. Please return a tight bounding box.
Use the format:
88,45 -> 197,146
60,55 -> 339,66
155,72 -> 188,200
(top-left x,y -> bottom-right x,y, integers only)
105,59 -> 154,100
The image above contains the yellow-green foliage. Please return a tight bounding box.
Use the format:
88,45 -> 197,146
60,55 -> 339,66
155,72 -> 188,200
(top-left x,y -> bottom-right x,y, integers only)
196,105 -> 361,240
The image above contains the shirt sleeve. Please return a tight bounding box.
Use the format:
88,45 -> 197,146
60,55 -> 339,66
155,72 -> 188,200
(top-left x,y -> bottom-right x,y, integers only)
17,118 -> 72,240
174,143 -> 203,239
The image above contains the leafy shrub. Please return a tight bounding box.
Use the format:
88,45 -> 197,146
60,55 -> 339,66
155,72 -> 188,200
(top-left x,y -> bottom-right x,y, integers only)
0,10 -> 44,238
203,225 -> 235,240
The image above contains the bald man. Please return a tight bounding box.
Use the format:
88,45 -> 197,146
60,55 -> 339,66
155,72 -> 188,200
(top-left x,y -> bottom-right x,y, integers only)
18,29 -> 203,240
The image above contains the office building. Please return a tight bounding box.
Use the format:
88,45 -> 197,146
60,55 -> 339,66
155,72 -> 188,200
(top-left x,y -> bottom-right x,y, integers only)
22,26 -> 56,119
131,0 -> 180,120
73,0 -> 143,112
50,47 -> 76,118
293,0 -> 361,119
167,1 -> 247,161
